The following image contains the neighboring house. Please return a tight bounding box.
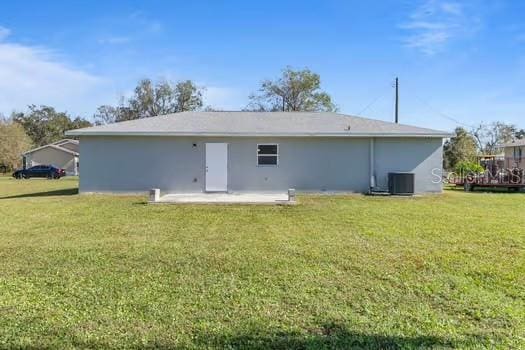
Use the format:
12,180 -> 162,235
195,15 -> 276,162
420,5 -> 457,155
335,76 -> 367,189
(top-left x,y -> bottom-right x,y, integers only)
23,139 -> 79,175
66,112 -> 451,194
500,140 -> 525,168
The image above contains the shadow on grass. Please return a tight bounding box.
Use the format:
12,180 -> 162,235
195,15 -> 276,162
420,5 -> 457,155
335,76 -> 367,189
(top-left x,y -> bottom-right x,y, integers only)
188,324 -> 491,350
445,185 -> 525,194
54,323 -> 493,350
0,188 -> 78,199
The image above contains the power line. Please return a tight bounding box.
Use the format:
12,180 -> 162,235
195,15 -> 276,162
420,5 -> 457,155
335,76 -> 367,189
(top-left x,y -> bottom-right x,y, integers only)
356,87 -> 391,116
356,79 -> 476,130
409,91 -> 476,129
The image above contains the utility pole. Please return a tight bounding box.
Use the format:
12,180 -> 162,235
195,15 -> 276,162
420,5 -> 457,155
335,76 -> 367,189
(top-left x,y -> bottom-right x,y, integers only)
394,77 -> 399,124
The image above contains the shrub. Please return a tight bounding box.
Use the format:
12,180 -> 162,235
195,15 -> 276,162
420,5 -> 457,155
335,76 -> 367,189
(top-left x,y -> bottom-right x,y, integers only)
455,161 -> 484,176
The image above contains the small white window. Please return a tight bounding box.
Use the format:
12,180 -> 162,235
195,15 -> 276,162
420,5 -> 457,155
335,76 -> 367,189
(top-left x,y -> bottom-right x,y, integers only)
257,144 -> 278,166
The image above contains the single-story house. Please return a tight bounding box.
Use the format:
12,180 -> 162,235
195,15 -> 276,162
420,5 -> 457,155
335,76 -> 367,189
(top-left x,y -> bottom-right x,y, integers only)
500,139 -> 525,168
23,139 -> 79,175
66,112 -> 451,194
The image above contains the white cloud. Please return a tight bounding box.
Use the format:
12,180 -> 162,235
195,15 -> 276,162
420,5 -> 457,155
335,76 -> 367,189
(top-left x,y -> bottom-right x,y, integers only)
95,13 -> 162,47
147,21 -> 162,34
0,26 -> 10,41
98,36 -> 131,45
0,22 -> 242,118
401,1 -> 479,55
0,38 -> 109,117
128,11 -> 163,34
441,2 -> 463,16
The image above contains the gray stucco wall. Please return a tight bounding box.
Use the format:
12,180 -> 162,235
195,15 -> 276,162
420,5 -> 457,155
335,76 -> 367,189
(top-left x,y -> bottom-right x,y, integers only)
79,136 -> 443,194
374,138 -> 443,193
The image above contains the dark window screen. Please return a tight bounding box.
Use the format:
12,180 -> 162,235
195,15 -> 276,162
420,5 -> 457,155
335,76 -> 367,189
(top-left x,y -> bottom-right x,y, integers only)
258,156 -> 277,165
258,145 -> 277,155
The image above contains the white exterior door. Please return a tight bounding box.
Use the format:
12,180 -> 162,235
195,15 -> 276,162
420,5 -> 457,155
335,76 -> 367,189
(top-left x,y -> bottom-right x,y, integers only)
205,143 -> 228,192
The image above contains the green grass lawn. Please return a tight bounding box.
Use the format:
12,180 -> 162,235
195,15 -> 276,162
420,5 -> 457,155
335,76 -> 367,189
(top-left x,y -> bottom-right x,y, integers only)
0,176 -> 524,349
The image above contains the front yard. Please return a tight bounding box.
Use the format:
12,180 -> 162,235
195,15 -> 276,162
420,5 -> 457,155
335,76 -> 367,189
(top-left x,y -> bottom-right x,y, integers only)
0,177 -> 524,349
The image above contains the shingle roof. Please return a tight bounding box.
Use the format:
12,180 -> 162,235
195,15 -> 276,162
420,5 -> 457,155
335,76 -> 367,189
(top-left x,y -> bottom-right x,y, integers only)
23,143 -> 79,156
66,111 -> 451,138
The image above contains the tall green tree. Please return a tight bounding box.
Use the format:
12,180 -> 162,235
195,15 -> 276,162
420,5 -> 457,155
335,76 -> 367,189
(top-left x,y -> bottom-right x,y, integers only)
471,122 -> 518,154
247,67 -> 337,112
94,100 -> 136,125
70,116 -> 93,130
174,80 -> 204,113
12,105 -> 92,147
0,118 -> 32,171
94,79 -> 203,125
443,127 -> 478,170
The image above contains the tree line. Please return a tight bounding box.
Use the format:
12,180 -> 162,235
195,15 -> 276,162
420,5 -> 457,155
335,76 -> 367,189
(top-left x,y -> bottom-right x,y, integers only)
92,67 -> 336,125
0,67 -> 335,170
444,123 -> 525,171
1,66 -> 524,172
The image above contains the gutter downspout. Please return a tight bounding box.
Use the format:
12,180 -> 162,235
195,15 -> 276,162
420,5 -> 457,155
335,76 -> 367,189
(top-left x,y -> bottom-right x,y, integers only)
369,138 -> 376,191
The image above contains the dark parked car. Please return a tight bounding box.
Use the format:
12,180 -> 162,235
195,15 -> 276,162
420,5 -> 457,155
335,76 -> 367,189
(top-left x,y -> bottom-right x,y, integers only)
12,165 -> 66,179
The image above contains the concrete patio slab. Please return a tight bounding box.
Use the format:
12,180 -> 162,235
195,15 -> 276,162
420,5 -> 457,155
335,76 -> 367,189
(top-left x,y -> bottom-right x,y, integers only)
152,192 -> 293,205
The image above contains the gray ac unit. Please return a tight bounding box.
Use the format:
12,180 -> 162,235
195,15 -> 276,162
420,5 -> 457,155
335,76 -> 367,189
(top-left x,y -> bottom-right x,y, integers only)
388,172 -> 415,195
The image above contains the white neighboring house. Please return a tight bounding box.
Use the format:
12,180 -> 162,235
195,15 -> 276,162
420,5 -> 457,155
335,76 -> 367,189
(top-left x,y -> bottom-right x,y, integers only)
23,139 -> 79,175
500,139 -> 525,168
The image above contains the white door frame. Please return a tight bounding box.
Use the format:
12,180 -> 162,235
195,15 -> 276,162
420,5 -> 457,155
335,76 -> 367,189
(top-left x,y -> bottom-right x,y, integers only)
205,143 -> 228,192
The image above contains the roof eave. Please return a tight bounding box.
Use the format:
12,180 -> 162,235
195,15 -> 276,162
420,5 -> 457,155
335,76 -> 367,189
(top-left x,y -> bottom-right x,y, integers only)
53,138 -> 79,145
66,130 -> 452,138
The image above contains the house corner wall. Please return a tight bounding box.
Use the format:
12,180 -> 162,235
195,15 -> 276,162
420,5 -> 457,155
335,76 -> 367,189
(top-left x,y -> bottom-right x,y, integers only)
374,137 -> 443,193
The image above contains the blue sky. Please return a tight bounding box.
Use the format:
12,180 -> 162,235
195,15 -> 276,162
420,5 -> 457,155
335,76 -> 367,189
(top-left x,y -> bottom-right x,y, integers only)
1,0 -> 524,131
